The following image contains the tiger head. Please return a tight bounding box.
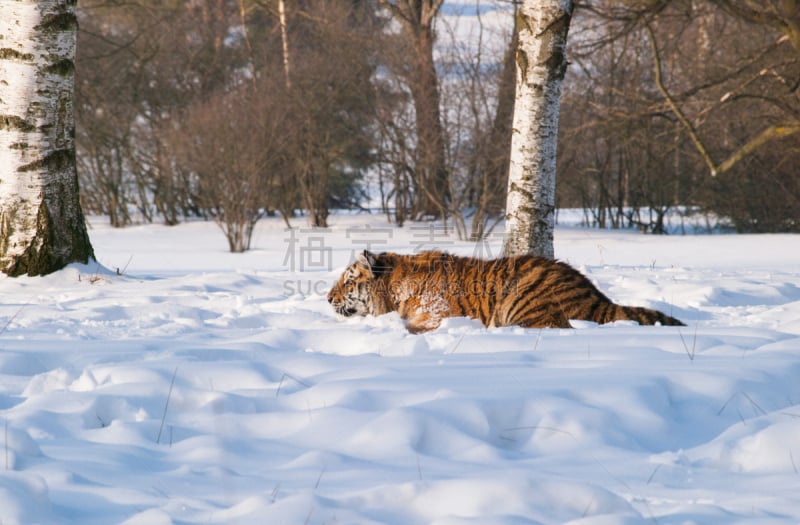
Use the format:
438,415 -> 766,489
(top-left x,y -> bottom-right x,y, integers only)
327,250 -> 382,317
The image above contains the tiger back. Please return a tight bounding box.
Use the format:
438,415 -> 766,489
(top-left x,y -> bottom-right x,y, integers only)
327,250 -> 685,333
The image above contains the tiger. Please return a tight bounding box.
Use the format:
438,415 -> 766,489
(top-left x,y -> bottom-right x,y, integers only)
327,250 -> 685,333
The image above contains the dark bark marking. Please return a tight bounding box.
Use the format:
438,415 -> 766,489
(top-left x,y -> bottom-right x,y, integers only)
17,149 -> 75,173
0,48 -> 34,62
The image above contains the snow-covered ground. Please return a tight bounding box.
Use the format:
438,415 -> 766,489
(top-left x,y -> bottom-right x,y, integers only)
1,214 -> 800,525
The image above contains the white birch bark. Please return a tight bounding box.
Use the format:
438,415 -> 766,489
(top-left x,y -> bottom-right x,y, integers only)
503,0 -> 573,259
278,0 -> 291,88
0,0 -> 93,276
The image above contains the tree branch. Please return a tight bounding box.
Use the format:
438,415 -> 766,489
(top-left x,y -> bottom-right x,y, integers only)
644,21 -> 719,175
377,0 -> 413,27
646,20 -> 800,177
716,122 -> 800,174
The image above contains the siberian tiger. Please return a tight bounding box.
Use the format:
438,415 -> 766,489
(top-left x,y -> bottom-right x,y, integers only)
327,250 -> 684,333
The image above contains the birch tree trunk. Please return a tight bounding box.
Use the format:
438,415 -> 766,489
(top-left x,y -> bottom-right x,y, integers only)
278,0 -> 291,88
0,0 -> 93,276
503,0 -> 573,259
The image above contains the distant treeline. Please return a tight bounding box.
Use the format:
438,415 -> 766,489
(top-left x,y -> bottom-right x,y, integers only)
75,1 -> 799,252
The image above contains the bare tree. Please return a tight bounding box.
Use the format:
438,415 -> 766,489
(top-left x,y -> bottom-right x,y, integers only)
433,5 -> 516,240
374,78 -> 417,227
284,0 -> 378,227
278,0 -> 291,87
555,0 -> 800,233
76,0 -> 249,228
503,0 -> 574,258
165,85 -> 290,252
558,4 -> 685,233
75,8 -> 144,227
0,0 -> 94,276
710,1 -> 800,54
379,0 -> 450,219
650,1 -> 800,177
470,13 -> 517,240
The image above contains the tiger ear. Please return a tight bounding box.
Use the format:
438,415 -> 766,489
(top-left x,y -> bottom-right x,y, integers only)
356,250 -> 378,270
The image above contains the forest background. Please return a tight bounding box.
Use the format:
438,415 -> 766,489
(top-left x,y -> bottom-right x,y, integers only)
75,0 -> 800,252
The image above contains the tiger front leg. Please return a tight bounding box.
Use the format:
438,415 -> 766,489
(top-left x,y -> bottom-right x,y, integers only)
397,294 -> 445,333
404,312 -> 442,334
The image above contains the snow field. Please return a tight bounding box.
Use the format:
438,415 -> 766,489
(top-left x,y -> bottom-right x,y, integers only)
1,215 -> 799,524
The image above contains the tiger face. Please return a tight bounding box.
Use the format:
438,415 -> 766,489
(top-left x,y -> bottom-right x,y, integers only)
327,252 -> 378,317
